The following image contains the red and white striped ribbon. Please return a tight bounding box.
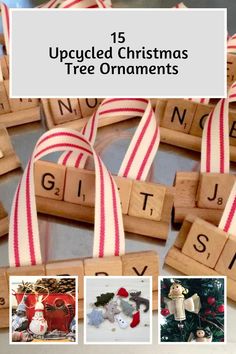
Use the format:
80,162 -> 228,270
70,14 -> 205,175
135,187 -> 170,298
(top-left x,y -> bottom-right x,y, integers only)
227,34 -> 236,53
8,128 -> 125,267
188,98 -> 210,105
0,2 -> 9,54
59,0 -> 111,9
201,83 -> 236,173
38,0 -> 62,8
219,181 -> 236,235
58,98 -> 160,181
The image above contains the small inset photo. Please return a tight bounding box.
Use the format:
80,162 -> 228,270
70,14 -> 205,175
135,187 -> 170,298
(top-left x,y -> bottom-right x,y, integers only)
9,276 -> 78,344
84,276 -> 152,344
158,276 -> 226,344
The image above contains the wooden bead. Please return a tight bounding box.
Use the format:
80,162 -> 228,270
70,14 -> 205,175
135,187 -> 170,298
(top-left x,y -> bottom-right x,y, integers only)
79,98 -> 102,117
4,80 -> 39,112
197,173 -> 235,210
113,176 -> 133,214
181,217 -> 228,268
215,235 -> 236,280
0,268 -> 9,308
161,99 -> 197,133
84,256 -> 122,276
49,98 -> 81,124
128,180 -> 166,221
46,259 -> 84,299
174,172 -> 199,208
34,160 -> 66,200
189,103 -> 212,137
121,251 -> 159,290
64,167 -> 95,207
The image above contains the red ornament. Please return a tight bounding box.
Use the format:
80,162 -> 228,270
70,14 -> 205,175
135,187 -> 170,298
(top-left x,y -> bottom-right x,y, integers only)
204,308 -> 212,316
130,311 -> 140,328
217,304 -> 224,313
207,296 -> 216,305
161,308 -> 170,316
117,287 -> 129,297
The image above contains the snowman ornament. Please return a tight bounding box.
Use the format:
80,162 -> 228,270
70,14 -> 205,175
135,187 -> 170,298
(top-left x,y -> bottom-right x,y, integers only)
115,314 -> 129,329
29,295 -> 48,337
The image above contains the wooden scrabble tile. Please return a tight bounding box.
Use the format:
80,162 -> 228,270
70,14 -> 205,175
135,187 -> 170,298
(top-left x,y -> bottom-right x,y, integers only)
46,259 -> 84,299
229,110 -> 236,146
0,125 -> 21,175
4,80 -> 39,112
189,103 -> 212,137
174,215 -> 196,249
64,168 -> 95,207
49,98 -> 82,124
174,172 -> 199,208
84,256 -> 122,276
227,54 -> 236,86
155,99 -> 168,125
128,181 -> 166,221
79,98 -> 102,117
0,149 -> 3,158
215,235 -> 236,280
121,251 -> 159,290
165,246 -> 219,277
34,160 -> 66,200
113,176 -> 133,214
7,264 -> 45,277
0,268 -> 9,309
0,308 -> 8,328
161,99 -> 197,133
0,55 -> 9,80
197,173 -> 235,209
182,217 -> 228,268
0,81 -> 10,115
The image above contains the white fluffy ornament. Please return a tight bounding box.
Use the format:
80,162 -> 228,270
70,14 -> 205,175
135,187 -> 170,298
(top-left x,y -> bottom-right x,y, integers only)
29,295 -> 48,336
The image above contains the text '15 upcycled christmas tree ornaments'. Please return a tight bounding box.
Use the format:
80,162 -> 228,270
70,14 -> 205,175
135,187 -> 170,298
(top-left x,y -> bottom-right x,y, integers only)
87,287 -> 150,330
160,278 -> 225,343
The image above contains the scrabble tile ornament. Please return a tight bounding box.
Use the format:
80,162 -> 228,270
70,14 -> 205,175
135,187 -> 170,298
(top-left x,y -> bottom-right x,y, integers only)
165,190 -> 236,302
165,86 -> 236,302
173,84 -> 236,224
37,98 -> 173,240
2,115 -> 163,328
0,125 -> 21,175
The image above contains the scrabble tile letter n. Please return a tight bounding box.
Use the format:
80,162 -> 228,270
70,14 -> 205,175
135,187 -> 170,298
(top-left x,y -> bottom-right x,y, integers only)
161,99 -> 197,133
49,99 -> 82,124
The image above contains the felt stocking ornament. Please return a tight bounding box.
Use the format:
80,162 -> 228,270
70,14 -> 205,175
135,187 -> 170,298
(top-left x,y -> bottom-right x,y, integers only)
130,310 -> 140,328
